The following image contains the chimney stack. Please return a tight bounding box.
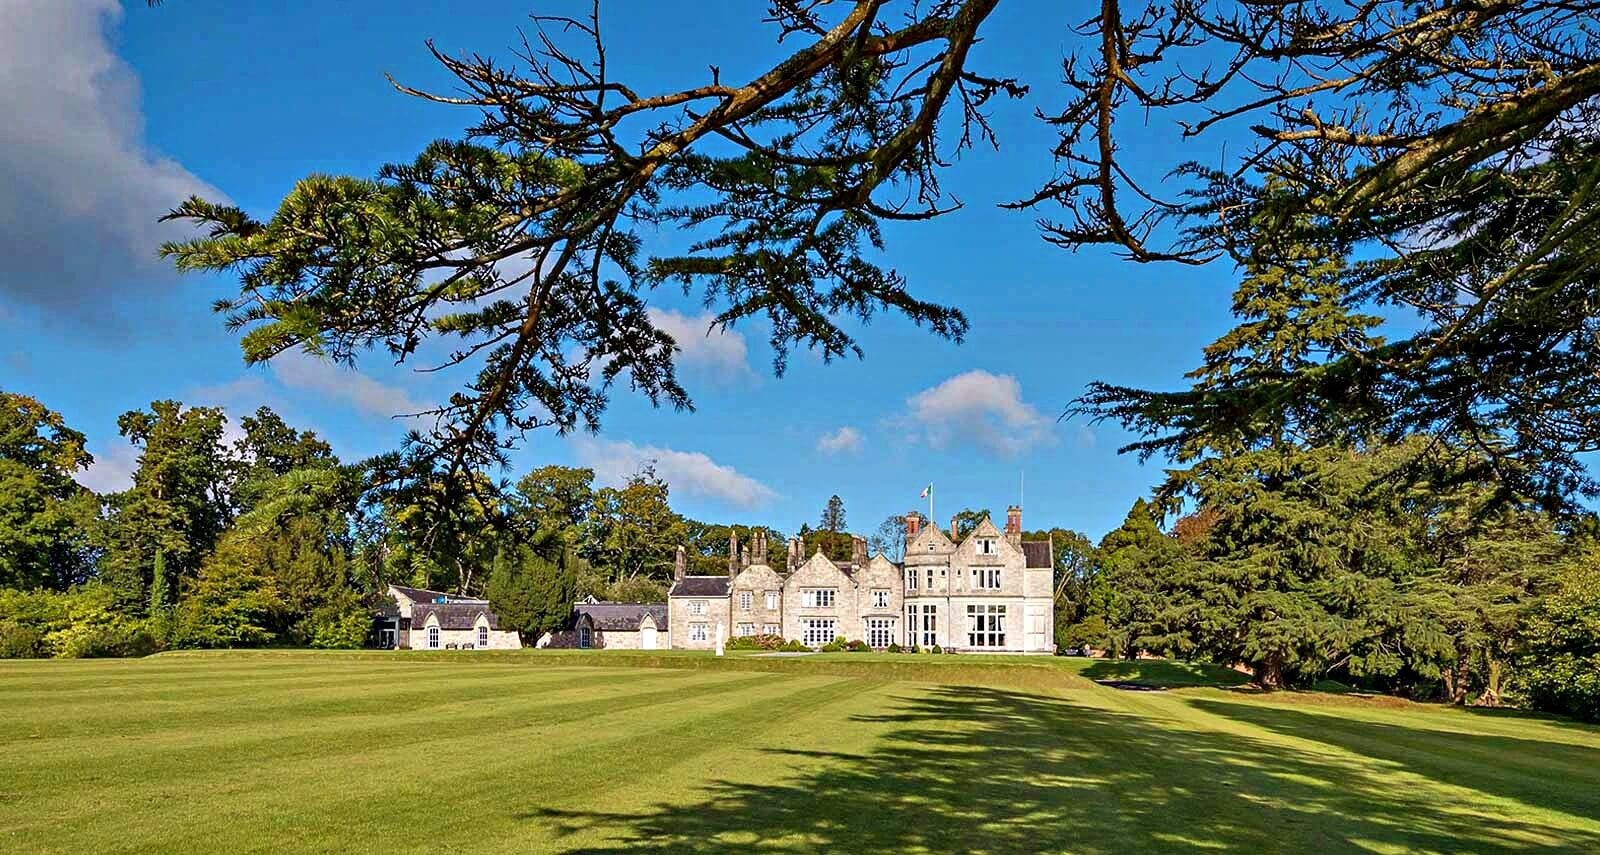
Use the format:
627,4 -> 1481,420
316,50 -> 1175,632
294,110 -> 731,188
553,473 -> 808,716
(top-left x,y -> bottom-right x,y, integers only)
905,511 -> 921,539
851,535 -> 867,568
674,545 -> 687,582
727,531 -> 738,575
1005,505 -> 1023,547
951,515 -> 961,542
786,536 -> 799,573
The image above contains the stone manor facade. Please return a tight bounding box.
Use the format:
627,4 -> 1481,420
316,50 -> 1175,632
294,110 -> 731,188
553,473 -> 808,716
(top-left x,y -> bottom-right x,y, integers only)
667,507 -> 1055,654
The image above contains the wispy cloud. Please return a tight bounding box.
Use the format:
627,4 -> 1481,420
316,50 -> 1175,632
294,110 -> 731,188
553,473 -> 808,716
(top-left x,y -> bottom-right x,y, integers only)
0,0 -> 222,327
572,436 -> 776,509
905,370 -> 1055,457
268,351 -> 427,419
648,308 -> 754,384
816,425 -> 864,455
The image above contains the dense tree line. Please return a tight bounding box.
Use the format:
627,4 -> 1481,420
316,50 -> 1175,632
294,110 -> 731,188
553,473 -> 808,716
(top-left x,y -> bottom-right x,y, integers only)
0,395 -> 857,656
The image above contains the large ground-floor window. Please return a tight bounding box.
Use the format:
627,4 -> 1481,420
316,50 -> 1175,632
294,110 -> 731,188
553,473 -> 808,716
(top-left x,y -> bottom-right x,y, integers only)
801,618 -> 836,647
736,622 -> 756,637
689,623 -> 708,642
866,617 -> 896,649
967,604 -> 1007,648
907,604 -> 937,648
427,625 -> 440,649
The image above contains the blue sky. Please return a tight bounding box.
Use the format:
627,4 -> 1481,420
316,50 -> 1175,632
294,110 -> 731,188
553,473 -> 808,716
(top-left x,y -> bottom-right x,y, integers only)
1,0 -> 1254,540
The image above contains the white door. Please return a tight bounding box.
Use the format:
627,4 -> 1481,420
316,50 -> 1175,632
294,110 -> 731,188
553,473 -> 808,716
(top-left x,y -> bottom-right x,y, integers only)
1026,606 -> 1047,651
640,625 -> 657,650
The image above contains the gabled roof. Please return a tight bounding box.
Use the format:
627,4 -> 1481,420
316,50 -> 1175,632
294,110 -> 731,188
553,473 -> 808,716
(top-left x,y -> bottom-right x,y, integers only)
670,575 -> 731,597
414,602 -> 499,630
1021,540 -> 1053,569
389,584 -> 453,605
576,602 -> 668,632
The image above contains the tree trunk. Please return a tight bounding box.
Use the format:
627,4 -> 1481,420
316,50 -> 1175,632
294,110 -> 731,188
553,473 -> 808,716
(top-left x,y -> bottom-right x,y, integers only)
1480,656 -> 1504,707
1446,644 -> 1468,705
1254,652 -> 1285,689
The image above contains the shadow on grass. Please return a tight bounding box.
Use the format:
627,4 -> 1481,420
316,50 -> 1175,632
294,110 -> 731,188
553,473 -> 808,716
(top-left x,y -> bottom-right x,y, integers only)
1076,657 -> 1251,688
1194,698 -> 1600,822
523,686 -> 1600,854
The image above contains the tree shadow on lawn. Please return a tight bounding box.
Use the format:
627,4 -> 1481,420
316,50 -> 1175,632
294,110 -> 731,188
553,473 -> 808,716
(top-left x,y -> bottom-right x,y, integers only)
1193,698 -> 1600,823
1076,657 -> 1251,688
523,686 -> 1600,854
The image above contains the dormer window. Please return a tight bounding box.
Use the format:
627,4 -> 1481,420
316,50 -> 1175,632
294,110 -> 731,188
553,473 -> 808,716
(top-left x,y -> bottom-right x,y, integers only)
977,538 -> 997,555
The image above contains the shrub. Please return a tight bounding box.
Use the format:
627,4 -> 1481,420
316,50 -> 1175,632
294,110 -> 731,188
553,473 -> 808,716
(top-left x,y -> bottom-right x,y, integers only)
931,644 -> 943,654
0,620 -> 47,659
886,642 -> 904,653
820,636 -> 849,652
51,621 -> 159,659
729,633 -> 784,651
780,639 -> 810,652
301,600 -> 370,649
845,639 -> 870,652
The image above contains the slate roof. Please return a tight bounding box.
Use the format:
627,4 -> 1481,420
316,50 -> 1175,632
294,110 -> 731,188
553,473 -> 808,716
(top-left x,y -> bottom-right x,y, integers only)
389,584 -> 453,605
412,602 -> 499,630
576,602 -> 667,632
669,575 -> 731,597
1021,540 -> 1053,569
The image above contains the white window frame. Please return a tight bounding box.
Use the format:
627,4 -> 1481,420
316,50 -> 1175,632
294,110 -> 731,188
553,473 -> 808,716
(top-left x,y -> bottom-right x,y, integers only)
477,625 -> 489,647
871,589 -> 890,609
972,567 -> 1002,590
737,622 -> 756,637
801,588 -> 836,609
427,625 -> 440,649
909,604 -> 937,648
763,623 -> 780,636
925,567 -> 937,589
764,590 -> 779,610
689,600 -> 706,616
866,617 -> 895,648
967,604 -> 1007,648
579,625 -> 592,649
738,591 -> 753,612
906,569 -> 918,591
801,618 -> 837,647
689,623 -> 709,642
977,537 -> 997,555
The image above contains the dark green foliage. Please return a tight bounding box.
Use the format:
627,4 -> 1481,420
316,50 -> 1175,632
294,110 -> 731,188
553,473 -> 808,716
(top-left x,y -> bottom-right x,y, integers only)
1519,552 -> 1600,722
727,634 -> 785,651
820,637 -> 849,652
98,401 -> 235,610
487,540 -> 577,646
820,495 -> 847,533
0,390 -> 99,590
846,639 -> 870,652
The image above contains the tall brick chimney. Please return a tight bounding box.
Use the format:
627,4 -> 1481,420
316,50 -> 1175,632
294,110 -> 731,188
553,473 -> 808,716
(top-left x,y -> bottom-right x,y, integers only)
951,515 -> 960,542
1005,505 -> 1022,546
727,530 -> 738,575
851,535 -> 867,568
905,511 -> 921,539
674,544 -> 687,582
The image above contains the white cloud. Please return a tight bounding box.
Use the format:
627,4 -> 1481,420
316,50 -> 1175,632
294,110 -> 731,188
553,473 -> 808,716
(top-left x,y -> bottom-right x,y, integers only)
572,436 -> 776,509
905,370 -> 1055,456
648,308 -> 754,382
268,351 -> 427,418
816,425 -> 864,455
0,1 -> 224,325
75,441 -> 139,494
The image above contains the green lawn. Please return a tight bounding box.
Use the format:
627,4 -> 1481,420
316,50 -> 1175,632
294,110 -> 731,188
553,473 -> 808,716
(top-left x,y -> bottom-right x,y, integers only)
3,651 -> 1597,854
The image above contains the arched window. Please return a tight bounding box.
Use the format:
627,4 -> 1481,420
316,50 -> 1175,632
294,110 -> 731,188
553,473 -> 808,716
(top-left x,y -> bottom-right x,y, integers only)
427,625 -> 440,649
477,624 -> 489,648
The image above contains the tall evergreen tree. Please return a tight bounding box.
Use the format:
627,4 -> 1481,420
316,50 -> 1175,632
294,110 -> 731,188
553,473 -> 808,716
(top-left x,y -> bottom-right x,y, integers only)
819,495 -> 847,533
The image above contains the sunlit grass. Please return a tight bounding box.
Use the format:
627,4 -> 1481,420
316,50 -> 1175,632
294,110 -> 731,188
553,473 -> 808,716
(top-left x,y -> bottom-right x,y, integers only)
2,652 -> 1596,853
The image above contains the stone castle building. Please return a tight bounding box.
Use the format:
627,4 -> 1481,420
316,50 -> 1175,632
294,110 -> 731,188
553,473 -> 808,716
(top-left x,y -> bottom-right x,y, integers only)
667,507 -> 1055,654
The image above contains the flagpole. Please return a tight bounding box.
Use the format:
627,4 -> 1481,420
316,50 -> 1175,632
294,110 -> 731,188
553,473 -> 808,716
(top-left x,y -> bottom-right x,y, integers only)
929,483 -> 934,534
